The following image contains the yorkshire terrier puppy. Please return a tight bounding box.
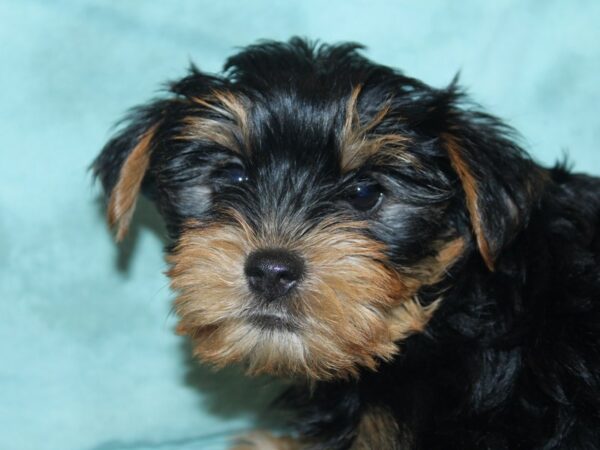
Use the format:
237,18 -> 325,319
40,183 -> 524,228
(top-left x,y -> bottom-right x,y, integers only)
94,38 -> 600,449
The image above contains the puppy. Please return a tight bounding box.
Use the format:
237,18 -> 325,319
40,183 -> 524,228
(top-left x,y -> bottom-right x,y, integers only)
94,38 -> 600,449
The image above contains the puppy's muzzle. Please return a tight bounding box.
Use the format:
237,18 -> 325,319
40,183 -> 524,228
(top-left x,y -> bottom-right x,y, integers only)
244,249 -> 305,301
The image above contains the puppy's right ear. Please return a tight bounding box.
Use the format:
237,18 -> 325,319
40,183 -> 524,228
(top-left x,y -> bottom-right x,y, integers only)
93,101 -> 169,241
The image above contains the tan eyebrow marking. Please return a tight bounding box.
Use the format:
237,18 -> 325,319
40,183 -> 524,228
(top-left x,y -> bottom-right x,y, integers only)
178,91 -> 250,155
340,85 -> 415,172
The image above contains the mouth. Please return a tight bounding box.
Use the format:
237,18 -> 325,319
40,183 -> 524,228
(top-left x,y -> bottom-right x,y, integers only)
245,312 -> 298,332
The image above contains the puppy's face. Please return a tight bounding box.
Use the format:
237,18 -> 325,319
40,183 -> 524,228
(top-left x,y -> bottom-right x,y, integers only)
162,88 -> 465,381
95,40 -> 542,380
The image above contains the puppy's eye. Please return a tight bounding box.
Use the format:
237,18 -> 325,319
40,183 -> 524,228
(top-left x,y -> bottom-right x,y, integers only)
347,182 -> 384,211
218,163 -> 248,184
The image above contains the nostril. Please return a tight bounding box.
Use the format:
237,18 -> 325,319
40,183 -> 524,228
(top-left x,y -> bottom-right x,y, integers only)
277,270 -> 294,284
275,270 -> 298,292
244,249 -> 305,300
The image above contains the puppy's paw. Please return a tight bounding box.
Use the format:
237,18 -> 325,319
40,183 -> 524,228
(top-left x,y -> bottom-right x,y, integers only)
230,431 -> 303,450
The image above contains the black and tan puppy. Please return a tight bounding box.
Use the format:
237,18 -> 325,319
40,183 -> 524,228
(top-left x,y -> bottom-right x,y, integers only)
94,38 -> 600,449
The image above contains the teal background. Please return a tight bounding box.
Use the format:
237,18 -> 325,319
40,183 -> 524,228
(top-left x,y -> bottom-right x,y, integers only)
1,1 -> 599,449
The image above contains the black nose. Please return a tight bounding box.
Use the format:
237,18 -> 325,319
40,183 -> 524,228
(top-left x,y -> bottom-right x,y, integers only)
244,249 -> 305,300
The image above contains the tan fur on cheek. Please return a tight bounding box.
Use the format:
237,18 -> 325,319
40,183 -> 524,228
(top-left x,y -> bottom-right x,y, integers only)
167,218 -> 406,380
168,217 -> 465,381
167,223 -> 252,329
387,237 -> 465,341
295,224 -> 408,378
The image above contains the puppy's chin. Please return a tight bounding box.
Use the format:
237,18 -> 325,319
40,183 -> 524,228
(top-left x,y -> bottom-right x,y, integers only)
177,310 -> 398,381
178,319 -> 317,379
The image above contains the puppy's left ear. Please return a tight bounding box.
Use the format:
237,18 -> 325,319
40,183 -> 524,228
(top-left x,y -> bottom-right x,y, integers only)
93,100 -> 169,241
435,93 -> 547,271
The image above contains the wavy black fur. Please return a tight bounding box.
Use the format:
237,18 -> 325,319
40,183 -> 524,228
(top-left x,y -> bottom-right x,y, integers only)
94,38 -> 600,449
283,165 -> 600,450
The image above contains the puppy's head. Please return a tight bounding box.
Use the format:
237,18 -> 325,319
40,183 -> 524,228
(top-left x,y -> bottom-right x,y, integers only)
94,39 -> 545,380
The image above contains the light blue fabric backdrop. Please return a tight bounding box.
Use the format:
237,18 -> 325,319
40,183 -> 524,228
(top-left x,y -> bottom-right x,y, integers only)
1,1 -> 598,449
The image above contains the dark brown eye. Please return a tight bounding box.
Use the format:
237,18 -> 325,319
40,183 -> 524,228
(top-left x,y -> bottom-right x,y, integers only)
218,163 -> 248,184
347,182 -> 384,211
